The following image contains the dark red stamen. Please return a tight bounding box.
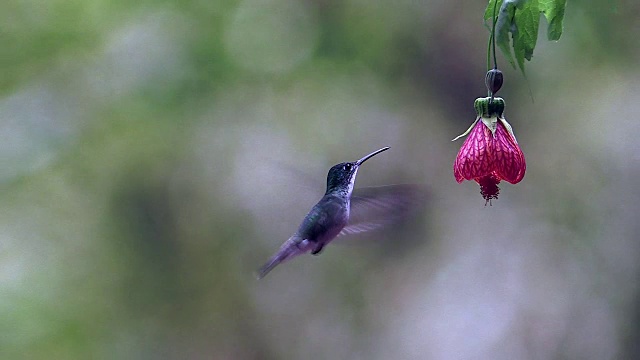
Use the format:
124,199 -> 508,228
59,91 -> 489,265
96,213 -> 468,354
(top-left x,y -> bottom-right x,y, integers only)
476,173 -> 500,205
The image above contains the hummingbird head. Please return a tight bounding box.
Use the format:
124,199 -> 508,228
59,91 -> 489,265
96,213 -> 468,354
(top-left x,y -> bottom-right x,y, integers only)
325,147 -> 389,196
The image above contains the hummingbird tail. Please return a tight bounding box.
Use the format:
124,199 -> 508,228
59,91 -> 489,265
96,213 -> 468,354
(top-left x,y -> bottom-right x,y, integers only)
256,256 -> 283,280
255,238 -> 305,279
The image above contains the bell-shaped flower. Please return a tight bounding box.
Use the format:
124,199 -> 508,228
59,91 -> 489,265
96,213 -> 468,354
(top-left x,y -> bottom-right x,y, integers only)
453,97 -> 526,204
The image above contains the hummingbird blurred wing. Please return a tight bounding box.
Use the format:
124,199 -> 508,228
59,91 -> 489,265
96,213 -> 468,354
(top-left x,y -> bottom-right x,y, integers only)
339,184 -> 429,237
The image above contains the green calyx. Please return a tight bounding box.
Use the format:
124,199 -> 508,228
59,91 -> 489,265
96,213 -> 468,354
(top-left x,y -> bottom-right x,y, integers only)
474,97 -> 505,118
476,96 -> 519,142
453,97 -> 511,141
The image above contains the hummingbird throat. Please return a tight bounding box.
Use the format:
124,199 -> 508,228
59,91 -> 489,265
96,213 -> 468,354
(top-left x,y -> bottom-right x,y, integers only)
333,168 -> 358,197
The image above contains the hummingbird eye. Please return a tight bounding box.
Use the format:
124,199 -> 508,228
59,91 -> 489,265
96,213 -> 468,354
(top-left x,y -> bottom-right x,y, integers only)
343,164 -> 352,171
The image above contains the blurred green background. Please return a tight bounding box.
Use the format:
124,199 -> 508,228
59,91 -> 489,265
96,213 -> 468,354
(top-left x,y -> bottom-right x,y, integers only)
2,0 -> 640,359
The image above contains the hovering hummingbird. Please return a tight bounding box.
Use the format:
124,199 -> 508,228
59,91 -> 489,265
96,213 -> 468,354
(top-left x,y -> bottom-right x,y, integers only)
256,147 -> 427,279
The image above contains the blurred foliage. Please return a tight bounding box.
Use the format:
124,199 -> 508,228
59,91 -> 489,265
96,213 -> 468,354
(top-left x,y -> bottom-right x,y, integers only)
1,0 -> 640,359
485,0 -> 567,73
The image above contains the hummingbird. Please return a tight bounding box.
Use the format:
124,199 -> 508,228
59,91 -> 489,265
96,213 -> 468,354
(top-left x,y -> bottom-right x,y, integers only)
256,147 -> 427,279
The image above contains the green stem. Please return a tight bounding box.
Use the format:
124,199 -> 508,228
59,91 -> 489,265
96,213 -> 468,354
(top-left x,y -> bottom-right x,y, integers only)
487,33 -> 492,71
486,0 -> 499,100
491,0 -> 498,70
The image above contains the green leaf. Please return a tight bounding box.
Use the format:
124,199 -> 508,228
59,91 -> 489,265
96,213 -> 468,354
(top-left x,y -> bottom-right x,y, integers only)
513,0 -> 539,72
539,0 -> 566,40
495,0 -> 518,69
483,0 -> 503,28
485,0 -> 567,74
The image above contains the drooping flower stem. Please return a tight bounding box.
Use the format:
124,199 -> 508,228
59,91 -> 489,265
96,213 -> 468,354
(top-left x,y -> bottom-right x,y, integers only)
486,0 -> 501,102
486,0 -> 499,72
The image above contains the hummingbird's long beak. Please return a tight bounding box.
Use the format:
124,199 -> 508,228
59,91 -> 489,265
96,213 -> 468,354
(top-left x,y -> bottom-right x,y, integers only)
356,147 -> 390,166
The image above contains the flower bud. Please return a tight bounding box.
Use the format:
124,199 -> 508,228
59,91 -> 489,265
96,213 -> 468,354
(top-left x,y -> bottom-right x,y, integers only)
485,68 -> 503,95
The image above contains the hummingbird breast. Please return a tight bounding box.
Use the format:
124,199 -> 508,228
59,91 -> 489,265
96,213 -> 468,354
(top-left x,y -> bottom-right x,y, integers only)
296,194 -> 350,246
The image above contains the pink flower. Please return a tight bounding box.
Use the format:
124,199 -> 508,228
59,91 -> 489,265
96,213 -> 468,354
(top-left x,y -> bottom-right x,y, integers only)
453,97 -> 526,204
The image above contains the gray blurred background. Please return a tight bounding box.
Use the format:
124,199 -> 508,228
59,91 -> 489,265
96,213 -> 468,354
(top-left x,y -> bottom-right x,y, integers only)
2,0 -> 640,359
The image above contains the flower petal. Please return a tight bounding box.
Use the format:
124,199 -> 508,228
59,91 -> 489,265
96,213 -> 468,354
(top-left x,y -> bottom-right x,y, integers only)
494,120 -> 526,184
454,119 -> 494,183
